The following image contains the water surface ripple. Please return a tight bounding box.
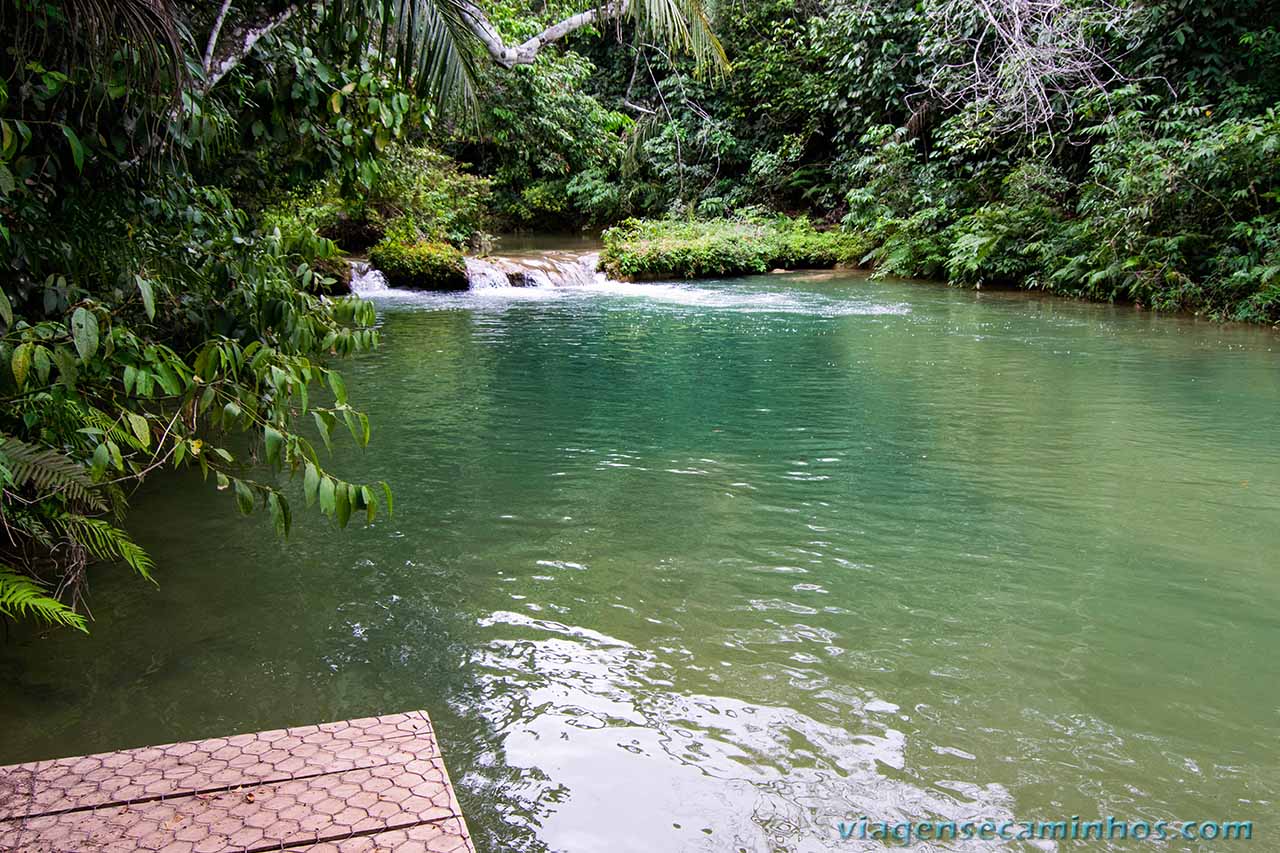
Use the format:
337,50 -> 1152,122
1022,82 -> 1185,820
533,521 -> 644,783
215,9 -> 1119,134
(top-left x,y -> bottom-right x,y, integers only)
3,271 -> 1278,852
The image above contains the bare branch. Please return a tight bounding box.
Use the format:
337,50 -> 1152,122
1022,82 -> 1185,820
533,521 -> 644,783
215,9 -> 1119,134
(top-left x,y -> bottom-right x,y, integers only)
924,0 -> 1137,132
203,0 -> 236,76
458,0 -> 631,68
205,0 -> 298,91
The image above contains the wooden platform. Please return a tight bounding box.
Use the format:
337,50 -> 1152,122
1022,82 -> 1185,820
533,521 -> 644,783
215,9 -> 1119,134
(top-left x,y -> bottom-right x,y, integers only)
0,711 -> 474,853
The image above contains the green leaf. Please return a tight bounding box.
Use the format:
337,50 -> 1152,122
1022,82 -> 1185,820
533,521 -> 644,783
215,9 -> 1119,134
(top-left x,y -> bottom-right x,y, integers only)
0,285 -> 10,329
233,479 -> 255,515
52,346 -> 77,388
126,412 -> 150,449
268,492 -> 292,537
303,463 -> 321,507
154,364 -> 181,396
135,275 -> 156,320
106,440 -> 123,472
11,342 -> 32,388
335,482 -> 352,528
343,409 -> 371,447
61,125 -> 85,172
264,425 -> 285,466
328,371 -> 347,405
90,442 -> 110,481
318,475 -> 336,516
313,410 -> 335,451
31,346 -> 50,384
362,485 -> 377,523
70,307 -> 99,361
381,481 -> 394,517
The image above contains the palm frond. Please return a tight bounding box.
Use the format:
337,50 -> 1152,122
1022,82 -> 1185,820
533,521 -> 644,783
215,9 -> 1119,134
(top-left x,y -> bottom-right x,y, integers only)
52,513 -> 156,582
0,569 -> 88,632
326,0 -> 479,114
632,0 -> 728,76
3,0 -> 186,98
0,434 -> 106,510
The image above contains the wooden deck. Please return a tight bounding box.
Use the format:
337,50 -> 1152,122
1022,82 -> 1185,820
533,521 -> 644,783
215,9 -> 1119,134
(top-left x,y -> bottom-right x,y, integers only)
0,712 -> 474,853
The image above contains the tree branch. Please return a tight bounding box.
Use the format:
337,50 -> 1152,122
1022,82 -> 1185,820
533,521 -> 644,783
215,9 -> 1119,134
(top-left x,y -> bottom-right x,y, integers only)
198,0 -> 636,94
205,0 -> 298,91
458,0 -> 630,68
203,0 -> 236,76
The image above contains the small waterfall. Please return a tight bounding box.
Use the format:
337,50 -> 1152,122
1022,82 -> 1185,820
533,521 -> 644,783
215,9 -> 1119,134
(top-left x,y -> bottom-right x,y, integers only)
352,247 -> 608,294
350,261 -> 389,296
464,250 -> 604,290
465,258 -> 513,289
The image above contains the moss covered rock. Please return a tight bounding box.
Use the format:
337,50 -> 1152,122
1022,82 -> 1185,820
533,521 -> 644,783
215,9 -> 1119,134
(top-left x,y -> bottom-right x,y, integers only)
368,240 -> 469,291
600,216 -> 864,281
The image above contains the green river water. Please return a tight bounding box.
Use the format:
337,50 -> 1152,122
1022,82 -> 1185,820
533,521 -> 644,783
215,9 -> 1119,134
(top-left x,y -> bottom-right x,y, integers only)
2,262 -> 1279,851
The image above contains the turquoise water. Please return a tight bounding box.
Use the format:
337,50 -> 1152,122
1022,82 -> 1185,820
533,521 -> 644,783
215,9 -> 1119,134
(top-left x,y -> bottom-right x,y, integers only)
3,269 -> 1279,851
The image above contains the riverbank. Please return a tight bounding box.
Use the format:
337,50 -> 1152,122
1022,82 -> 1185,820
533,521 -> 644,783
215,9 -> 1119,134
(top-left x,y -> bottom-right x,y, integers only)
595,214 -> 1280,325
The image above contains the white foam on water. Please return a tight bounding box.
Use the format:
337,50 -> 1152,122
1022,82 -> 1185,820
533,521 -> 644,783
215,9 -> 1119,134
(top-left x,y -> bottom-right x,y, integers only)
351,251 -> 909,317
349,261 -> 389,295
466,258 -> 512,289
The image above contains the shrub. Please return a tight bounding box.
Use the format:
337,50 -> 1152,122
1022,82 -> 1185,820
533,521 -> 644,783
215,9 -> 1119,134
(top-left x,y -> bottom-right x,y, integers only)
265,146 -> 492,254
368,240 -> 468,291
600,216 -> 863,280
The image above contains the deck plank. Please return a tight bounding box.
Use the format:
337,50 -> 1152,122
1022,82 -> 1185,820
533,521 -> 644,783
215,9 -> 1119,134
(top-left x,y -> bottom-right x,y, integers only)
0,712 -> 473,853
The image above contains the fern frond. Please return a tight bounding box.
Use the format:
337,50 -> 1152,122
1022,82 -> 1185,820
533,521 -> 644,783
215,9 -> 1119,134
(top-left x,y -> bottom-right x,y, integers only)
81,407 -> 149,453
0,569 -> 88,632
0,435 -> 106,511
51,514 -> 156,582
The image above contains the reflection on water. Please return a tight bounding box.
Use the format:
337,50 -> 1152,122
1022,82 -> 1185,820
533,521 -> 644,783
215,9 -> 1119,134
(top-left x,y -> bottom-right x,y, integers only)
2,270 -> 1279,853
472,611 -> 1021,852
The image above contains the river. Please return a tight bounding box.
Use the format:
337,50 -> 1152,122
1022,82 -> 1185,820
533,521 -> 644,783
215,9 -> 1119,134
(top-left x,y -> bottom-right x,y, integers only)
2,260 -> 1278,851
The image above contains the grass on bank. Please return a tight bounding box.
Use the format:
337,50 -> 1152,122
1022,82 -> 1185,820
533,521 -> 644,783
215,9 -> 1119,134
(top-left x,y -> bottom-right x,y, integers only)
600,216 -> 864,280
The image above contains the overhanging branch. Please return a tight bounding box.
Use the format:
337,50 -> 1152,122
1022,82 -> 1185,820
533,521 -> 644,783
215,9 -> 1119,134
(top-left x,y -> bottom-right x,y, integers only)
458,0 -> 630,68
204,0 -> 298,91
199,0 -> 635,94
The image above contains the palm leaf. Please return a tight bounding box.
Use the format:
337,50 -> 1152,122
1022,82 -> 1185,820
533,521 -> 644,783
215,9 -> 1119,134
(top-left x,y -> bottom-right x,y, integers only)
4,0 -> 186,97
327,0 -> 479,114
632,0 -> 728,76
0,569 -> 88,632
0,434 -> 106,510
52,513 -> 156,581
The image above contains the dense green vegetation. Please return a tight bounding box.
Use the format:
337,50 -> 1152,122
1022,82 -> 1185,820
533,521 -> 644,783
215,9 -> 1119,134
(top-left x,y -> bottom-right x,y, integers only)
0,0 -> 719,630
600,216 -> 860,279
2,0 -> 1279,631
587,0 -> 1280,320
